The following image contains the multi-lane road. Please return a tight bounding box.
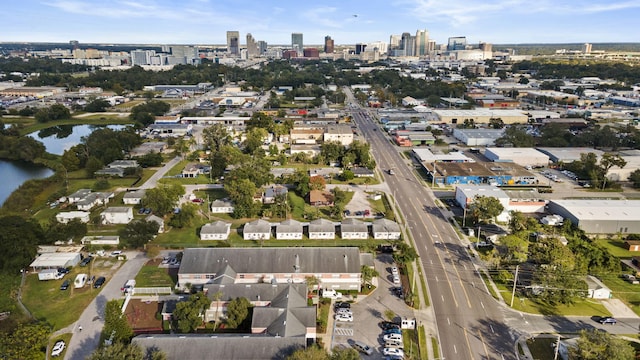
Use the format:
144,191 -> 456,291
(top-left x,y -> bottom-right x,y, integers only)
345,88 -> 640,359
349,105 -> 513,360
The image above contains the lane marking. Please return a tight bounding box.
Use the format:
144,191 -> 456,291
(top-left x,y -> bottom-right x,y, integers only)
464,328 -> 475,360
478,330 -> 490,360
447,317 -> 450,325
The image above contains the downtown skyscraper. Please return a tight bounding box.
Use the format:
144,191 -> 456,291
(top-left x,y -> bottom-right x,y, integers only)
227,31 -> 240,55
291,33 -> 303,56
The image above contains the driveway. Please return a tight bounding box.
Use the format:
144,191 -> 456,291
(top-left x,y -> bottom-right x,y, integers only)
64,251 -> 148,360
329,254 -> 414,356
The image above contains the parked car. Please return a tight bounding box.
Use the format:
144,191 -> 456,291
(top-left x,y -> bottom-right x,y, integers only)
79,256 -> 93,267
599,317 -> 617,325
363,209 -> 370,216
385,339 -> 404,348
334,301 -> 351,310
336,309 -> 353,316
57,267 -> 70,275
343,210 -> 351,216
94,276 -> 106,289
391,287 -> 404,299
60,280 -> 70,291
110,250 -> 122,257
391,266 -> 399,275
384,328 -> 402,335
51,340 -> 65,357
322,289 -> 342,299
392,275 -> 401,285
623,274 -> 639,284
335,313 -> 353,322
383,333 -> 403,342
379,321 -> 401,331
383,347 -> 404,357
138,208 -> 146,214
351,341 -> 373,355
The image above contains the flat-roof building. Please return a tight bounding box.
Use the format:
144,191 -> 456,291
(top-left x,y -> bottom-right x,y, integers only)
536,147 -> 604,163
453,128 -> 505,146
547,200 -> 640,234
433,109 -> 528,125
485,147 -> 550,167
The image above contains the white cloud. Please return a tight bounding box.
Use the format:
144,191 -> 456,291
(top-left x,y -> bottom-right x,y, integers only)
302,6 -> 343,28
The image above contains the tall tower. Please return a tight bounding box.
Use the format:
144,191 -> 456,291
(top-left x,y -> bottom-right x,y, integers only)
246,33 -> 259,58
324,36 -> 334,53
227,31 -> 240,55
415,29 -> 430,56
291,33 -> 303,56
401,32 -> 415,56
582,43 -> 592,54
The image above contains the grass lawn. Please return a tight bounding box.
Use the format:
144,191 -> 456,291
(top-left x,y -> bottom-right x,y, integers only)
317,298 -> 331,333
48,333 -> 72,360
135,260 -> 175,287
526,337 -> 556,360
0,274 -> 24,320
492,279 -> 610,316
596,239 -> 635,259
18,118 -> 134,136
23,272 -> 100,330
598,273 -> 640,315
402,329 -> 420,359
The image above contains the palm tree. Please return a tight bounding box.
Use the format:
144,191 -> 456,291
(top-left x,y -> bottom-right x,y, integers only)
305,276 -> 320,298
361,265 -> 379,290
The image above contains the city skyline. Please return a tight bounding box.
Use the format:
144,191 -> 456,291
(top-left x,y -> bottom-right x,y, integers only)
3,0 -> 640,45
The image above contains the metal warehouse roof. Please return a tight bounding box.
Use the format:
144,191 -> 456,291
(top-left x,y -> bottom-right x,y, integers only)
551,200 -> 640,221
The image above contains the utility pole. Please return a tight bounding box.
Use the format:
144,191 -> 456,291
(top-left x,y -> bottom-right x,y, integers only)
553,334 -> 561,360
431,161 -> 437,188
510,265 -> 519,308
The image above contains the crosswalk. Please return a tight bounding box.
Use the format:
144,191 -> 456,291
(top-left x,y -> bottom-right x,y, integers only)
334,327 -> 354,336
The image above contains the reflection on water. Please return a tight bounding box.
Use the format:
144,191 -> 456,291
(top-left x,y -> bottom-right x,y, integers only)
29,124 -> 127,155
0,159 -> 54,206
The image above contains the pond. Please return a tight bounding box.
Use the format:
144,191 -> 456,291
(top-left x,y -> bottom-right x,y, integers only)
29,124 -> 128,155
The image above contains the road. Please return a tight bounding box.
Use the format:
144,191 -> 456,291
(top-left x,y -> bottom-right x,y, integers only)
64,251 -> 148,360
346,90 -> 515,360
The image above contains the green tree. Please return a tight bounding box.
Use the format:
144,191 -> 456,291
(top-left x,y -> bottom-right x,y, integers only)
0,216 -> 44,273
489,118 -> 505,129
330,347 -> 360,360
287,344 -> 329,360
119,220 -> 160,248
243,127 -> 268,154
143,184 -> 185,216
85,156 -> 104,178
225,297 -> 251,329
599,153 -> 626,189
569,329 -> 634,360
468,196 -> 504,224
0,322 -> 51,360
135,152 -> 163,168
172,292 -> 210,333
309,176 -> 326,191
495,126 -> 535,147
226,178 -> 260,218
508,211 -> 528,233
629,169 -> 640,188
87,342 -> 165,360
103,299 -> 133,343
361,265 -> 379,289
168,202 -> 198,228
305,275 -> 320,296
393,242 -> 419,265
84,99 -> 111,112
500,234 -> 529,263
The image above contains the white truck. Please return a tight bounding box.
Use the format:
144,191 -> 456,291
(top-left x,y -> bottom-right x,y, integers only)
38,269 -> 63,281
122,279 -> 136,294
74,274 -> 88,288
321,289 -> 343,299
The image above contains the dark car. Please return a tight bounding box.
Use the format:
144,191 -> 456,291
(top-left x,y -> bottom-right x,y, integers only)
384,328 -> 402,335
60,280 -> 70,291
334,301 -> 351,310
57,267 -> 70,275
379,321 -> 401,330
93,276 -> 106,289
79,256 -> 93,267
599,317 -> 617,325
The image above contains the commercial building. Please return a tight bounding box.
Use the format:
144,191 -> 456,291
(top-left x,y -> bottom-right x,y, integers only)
453,128 -> 505,146
433,109 -> 528,125
484,147 -> 550,167
324,36 -> 334,53
547,200 -> 640,234
536,147 -> 604,163
412,148 -> 474,163
425,161 -> 536,186
323,125 -> 354,145
291,33 -> 303,56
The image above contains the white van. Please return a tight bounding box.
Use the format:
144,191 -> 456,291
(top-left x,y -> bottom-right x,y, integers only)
74,274 -> 88,288
322,289 -> 343,299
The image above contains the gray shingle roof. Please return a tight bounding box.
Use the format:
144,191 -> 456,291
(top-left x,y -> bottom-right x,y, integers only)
308,218 -> 336,233
244,219 -> 272,234
340,218 -> 369,233
372,218 -> 400,233
276,219 -> 303,234
201,221 -> 231,235
179,247 -> 362,275
132,335 -> 304,360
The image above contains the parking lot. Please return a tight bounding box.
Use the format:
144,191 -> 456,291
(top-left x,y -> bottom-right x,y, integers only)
328,254 -> 414,357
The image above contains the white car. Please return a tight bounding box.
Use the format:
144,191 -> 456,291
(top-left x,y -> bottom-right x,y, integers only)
336,308 -> 353,316
383,347 -> 405,357
51,340 -> 65,357
335,313 -> 353,322
383,333 -> 403,342
322,289 -> 343,299
391,266 -> 399,275
393,275 -> 401,285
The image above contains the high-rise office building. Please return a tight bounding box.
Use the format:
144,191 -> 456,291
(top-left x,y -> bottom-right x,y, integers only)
582,43 -> 592,54
171,45 -> 198,64
401,32 -> 416,56
130,49 -> 156,66
389,34 -> 402,55
257,41 -> 268,55
415,29 -> 430,56
246,33 -> 259,58
227,31 -> 240,55
324,36 -> 334,53
447,36 -> 467,51
355,43 -> 367,55
291,33 -> 303,56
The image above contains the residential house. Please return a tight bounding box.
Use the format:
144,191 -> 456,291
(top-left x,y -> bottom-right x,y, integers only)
210,199 -> 234,214
586,275 -> 612,299
340,218 -> 369,239
146,214 -> 165,233
177,247 -> 364,290
107,160 -> 139,169
200,221 -> 231,240
76,192 -> 113,211
80,236 -> 120,245
308,219 -> 336,240
309,167 -> 341,178
243,219 -> 272,240
123,190 -> 145,205
372,218 -> 401,240
94,168 -> 125,177
626,241 -> 640,252
100,207 -> 134,225
276,219 -> 303,240
182,163 -> 210,178
67,189 -> 92,204
56,211 -> 90,224
308,190 -> 334,206
262,185 -> 288,205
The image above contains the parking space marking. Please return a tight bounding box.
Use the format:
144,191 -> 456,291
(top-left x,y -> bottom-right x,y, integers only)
334,327 -> 354,336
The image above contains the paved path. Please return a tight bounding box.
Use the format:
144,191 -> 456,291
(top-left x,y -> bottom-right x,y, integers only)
64,251 -> 148,360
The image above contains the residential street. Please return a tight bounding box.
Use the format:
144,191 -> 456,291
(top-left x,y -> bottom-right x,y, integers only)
64,251 -> 148,360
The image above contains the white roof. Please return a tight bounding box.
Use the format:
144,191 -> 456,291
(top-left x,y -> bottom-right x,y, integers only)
30,253 -> 79,268
456,185 -> 509,200
536,147 -> 604,163
485,147 -> 549,160
433,109 -> 526,117
56,211 -> 90,219
552,200 -> 640,221
412,148 -> 473,163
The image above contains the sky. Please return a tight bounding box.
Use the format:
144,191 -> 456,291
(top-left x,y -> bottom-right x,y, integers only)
3,0 -> 640,45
